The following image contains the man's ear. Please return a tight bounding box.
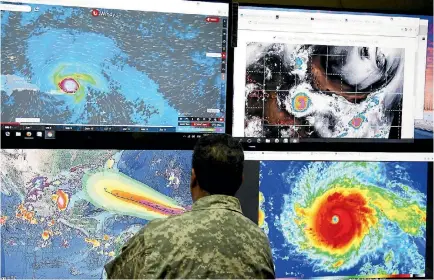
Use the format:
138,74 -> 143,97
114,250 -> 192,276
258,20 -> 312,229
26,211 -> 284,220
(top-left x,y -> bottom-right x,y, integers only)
191,168 -> 197,186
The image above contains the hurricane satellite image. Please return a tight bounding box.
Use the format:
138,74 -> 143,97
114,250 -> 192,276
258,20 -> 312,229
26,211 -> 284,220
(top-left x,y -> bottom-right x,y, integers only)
1,3 -> 226,127
0,149 -> 192,278
244,44 -> 405,139
259,161 -> 427,278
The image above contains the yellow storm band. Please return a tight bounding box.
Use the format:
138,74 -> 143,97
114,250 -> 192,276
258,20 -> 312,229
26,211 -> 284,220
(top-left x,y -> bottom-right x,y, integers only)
83,169 -> 185,220
53,65 -> 97,103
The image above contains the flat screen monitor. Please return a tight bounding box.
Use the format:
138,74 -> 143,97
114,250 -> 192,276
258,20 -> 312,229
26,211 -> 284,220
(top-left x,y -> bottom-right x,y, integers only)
0,148 -> 257,278
233,5 -> 432,144
245,151 -> 433,279
1,0 -> 229,134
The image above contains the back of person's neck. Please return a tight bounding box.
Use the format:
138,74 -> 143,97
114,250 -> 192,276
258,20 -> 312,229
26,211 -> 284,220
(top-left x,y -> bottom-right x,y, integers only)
192,186 -> 210,202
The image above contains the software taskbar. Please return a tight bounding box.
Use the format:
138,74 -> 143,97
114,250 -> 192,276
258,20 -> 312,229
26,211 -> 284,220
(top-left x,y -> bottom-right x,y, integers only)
1,123 -> 225,133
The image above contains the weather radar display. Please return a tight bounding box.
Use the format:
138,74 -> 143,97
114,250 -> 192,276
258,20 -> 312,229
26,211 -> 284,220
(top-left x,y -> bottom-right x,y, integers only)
1,1 -> 229,133
259,161 -> 428,278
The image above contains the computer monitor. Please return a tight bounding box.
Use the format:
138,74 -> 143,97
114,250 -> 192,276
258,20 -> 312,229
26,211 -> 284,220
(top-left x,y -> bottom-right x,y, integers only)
246,151 -> 433,279
233,5 -> 432,144
1,0 -> 229,134
0,148 -> 257,278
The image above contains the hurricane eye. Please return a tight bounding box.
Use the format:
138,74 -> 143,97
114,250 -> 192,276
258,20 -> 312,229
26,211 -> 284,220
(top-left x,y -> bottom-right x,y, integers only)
359,47 -> 370,58
375,50 -> 386,70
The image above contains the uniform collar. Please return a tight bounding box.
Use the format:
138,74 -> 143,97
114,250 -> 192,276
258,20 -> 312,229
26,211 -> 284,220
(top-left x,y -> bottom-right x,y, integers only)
191,195 -> 242,214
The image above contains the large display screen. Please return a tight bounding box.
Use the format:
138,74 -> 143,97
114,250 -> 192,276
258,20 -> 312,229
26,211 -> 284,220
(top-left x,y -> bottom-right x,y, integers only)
0,149 -> 192,278
0,0 -> 229,134
1,150 -> 432,279
250,152 -> 433,278
0,149 -> 258,278
233,5 -> 432,143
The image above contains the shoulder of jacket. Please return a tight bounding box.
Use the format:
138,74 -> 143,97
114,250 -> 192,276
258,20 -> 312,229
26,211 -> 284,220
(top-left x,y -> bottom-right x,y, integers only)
238,215 -> 270,242
143,212 -> 195,233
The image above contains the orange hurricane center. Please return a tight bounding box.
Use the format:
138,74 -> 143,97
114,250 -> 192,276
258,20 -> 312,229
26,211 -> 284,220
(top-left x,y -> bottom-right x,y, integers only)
56,190 -> 69,211
295,96 -> 308,111
305,188 -> 377,255
109,189 -> 183,215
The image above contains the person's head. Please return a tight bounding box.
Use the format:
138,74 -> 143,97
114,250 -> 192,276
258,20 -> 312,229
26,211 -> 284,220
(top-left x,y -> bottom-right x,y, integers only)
190,134 -> 244,202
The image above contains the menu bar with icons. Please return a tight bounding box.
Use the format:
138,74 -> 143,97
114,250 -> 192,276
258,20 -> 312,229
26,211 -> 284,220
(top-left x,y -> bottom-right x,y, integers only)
182,134 -> 203,139
178,117 -> 224,122
1,123 -> 222,133
4,129 -> 56,139
221,18 -> 227,74
220,18 -> 228,115
239,8 -> 419,26
235,137 -> 414,144
240,138 -> 296,144
178,117 -> 225,129
238,8 -> 420,37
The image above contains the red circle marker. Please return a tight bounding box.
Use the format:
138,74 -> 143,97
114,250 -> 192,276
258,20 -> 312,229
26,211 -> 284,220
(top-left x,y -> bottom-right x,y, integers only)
58,78 -> 79,94
91,9 -> 99,17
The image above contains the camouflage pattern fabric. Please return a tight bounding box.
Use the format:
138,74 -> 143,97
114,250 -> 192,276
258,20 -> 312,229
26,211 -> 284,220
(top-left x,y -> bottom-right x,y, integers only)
105,195 -> 275,279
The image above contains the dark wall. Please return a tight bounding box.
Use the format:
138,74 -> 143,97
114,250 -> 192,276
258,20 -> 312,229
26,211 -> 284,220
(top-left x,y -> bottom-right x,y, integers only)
236,160 -> 260,223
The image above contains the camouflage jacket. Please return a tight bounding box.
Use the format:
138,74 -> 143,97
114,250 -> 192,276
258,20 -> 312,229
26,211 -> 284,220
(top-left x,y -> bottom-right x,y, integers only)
105,194 -> 275,279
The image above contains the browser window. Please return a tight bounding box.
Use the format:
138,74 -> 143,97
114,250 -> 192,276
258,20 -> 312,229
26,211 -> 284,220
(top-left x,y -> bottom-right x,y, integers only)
233,7 -> 427,142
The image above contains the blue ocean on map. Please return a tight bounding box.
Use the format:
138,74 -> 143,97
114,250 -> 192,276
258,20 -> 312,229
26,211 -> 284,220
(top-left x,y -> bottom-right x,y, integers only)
24,29 -> 178,125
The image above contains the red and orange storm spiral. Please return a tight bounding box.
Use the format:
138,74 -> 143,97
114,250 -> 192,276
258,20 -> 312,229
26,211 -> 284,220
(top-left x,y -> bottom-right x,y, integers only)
296,187 -> 378,256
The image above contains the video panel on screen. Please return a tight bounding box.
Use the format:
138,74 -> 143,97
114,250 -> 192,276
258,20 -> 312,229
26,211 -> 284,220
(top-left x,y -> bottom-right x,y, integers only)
233,6 -> 432,143
0,1 -> 229,134
258,159 -> 430,278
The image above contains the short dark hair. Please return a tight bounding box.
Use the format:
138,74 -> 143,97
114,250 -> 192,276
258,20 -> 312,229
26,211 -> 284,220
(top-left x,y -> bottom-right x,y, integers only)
192,134 -> 244,196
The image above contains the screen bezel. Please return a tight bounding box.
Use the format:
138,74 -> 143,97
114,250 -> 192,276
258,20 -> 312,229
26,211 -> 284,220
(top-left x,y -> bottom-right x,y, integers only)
0,0 -> 234,146
231,1 -> 433,152
250,155 -> 433,279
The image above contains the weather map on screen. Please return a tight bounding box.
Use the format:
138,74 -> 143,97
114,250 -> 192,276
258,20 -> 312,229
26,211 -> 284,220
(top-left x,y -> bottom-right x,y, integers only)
0,149 -> 193,278
259,161 -> 427,278
0,2 -> 228,133
245,44 -> 404,139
